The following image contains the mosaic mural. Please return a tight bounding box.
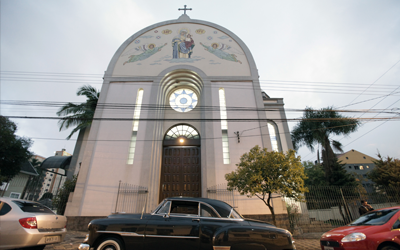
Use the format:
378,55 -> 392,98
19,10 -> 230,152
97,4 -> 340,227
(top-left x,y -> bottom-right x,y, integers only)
114,23 -> 251,76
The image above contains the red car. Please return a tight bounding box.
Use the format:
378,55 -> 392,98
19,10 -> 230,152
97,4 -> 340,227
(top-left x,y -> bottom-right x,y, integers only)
320,206 -> 400,250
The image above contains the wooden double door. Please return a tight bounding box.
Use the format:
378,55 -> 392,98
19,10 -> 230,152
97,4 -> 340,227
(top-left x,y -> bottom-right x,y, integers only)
159,147 -> 201,202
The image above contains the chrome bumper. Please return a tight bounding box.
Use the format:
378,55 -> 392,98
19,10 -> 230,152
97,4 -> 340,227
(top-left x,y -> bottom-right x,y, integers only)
78,243 -> 90,250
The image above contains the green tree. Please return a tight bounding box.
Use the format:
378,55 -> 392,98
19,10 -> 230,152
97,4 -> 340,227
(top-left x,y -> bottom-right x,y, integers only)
368,154 -> 400,188
53,175 -> 77,215
330,158 -> 357,187
302,159 -> 359,223
303,161 -> 328,186
225,145 -> 308,226
57,85 -> 100,139
0,116 -> 33,186
291,107 -> 360,183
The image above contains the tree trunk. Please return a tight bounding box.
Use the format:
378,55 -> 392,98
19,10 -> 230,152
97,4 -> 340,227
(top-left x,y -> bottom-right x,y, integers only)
257,192 -> 277,226
322,136 -> 336,184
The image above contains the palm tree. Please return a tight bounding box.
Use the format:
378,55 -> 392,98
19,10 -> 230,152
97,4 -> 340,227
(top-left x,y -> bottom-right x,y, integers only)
291,107 -> 360,183
57,85 -> 100,139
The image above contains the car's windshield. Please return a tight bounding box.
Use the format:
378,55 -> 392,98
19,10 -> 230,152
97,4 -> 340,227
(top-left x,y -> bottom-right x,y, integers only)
155,201 -> 170,214
349,209 -> 399,226
229,208 -> 243,219
12,200 -> 54,214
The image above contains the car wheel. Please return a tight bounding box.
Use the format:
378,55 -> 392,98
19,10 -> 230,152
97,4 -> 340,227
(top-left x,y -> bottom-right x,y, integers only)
96,237 -> 124,250
381,245 -> 400,250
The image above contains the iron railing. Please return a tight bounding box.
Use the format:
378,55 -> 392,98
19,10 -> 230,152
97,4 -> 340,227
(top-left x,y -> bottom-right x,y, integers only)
114,181 -> 148,214
207,184 -> 400,234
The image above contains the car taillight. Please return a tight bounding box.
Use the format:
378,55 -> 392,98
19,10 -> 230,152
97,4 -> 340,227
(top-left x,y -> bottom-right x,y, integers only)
19,217 -> 37,229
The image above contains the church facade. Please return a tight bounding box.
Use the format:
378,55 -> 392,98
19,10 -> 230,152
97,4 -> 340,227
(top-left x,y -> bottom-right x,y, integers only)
65,13 -> 293,217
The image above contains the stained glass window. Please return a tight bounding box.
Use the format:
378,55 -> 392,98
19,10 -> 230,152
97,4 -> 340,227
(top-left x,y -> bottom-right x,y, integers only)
169,89 -> 198,112
164,125 -> 199,140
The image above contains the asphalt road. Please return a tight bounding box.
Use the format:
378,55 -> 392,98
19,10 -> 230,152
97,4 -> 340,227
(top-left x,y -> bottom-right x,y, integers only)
43,231 -> 322,250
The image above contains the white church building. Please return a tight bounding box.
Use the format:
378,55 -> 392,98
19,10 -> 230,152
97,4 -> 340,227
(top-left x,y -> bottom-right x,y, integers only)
65,11 -> 293,218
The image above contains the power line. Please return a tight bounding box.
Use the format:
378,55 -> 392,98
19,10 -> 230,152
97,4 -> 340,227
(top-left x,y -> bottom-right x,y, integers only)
346,58 -> 400,106
2,71 -> 399,96
5,115 -> 400,122
2,100 -> 399,115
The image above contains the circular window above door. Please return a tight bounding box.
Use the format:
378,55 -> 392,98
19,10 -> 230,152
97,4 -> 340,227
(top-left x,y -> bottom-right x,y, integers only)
169,89 -> 198,112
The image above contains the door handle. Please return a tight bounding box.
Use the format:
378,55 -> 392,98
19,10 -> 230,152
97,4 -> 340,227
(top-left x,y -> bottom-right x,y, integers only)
192,219 -> 200,222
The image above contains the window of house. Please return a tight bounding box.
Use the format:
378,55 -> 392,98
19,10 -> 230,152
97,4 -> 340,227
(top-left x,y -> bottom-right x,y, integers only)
348,166 -> 352,169
47,184 -> 50,186
366,165 -> 369,168
363,156 -> 366,159
354,166 -> 359,170
9,192 -> 21,199
346,157 -> 349,159
360,166 -> 364,170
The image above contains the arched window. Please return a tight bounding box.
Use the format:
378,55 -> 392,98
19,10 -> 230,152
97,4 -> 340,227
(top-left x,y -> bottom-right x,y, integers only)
267,122 -> 280,152
164,124 -> 199,140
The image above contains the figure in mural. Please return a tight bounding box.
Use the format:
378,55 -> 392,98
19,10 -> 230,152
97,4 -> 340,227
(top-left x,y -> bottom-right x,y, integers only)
123,43 -> 167,65
184,34 -> 195,58
172,29 -> 195,59
200,42 -> 242,64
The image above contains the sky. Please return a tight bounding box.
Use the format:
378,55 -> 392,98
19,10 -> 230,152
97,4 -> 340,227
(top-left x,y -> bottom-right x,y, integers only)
1,0 -> 400,162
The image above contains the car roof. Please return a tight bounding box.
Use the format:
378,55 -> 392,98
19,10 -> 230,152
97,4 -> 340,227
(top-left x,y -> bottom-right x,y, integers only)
0,197 -> 26,202
164,197 -> 234,217
375,206 -> 400,210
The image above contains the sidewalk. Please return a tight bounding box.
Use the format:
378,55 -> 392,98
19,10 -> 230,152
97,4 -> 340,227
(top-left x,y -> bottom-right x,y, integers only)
44,231 -> 322,250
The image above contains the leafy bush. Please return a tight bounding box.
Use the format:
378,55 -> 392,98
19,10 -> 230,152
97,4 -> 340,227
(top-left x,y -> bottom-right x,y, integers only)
52,175 -> 77,215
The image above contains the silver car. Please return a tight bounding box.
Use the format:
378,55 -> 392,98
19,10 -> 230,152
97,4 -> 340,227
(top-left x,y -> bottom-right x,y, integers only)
0,197 -> 67,250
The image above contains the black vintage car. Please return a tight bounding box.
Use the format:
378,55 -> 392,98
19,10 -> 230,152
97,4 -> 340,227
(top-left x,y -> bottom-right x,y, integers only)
78,197 -> 296,250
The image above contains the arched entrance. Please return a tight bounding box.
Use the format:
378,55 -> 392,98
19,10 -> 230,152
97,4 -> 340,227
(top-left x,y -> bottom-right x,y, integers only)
159,124 -> 201,202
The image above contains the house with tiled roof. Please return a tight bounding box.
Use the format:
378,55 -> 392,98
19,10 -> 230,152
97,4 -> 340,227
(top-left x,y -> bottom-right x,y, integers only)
337,149 -> 377,187
0,161 -> 38,198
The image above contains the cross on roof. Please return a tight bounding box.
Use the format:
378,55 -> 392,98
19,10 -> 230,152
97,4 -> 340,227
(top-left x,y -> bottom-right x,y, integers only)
178,5 -> 192,15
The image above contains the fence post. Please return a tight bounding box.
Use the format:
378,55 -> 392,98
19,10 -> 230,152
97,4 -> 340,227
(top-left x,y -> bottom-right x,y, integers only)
340,188 -> 352,223
115,180 -> 121,213
232,189 -> 235,208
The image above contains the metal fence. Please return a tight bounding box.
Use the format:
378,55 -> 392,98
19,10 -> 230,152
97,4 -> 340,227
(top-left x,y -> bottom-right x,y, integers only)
114,182 -> 148,214
207,184 -> 400,234
207,183 -> 238,208
285,185 -> 400,234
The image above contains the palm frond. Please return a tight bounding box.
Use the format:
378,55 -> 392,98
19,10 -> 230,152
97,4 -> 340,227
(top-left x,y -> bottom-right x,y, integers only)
57,85 -> 99,139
